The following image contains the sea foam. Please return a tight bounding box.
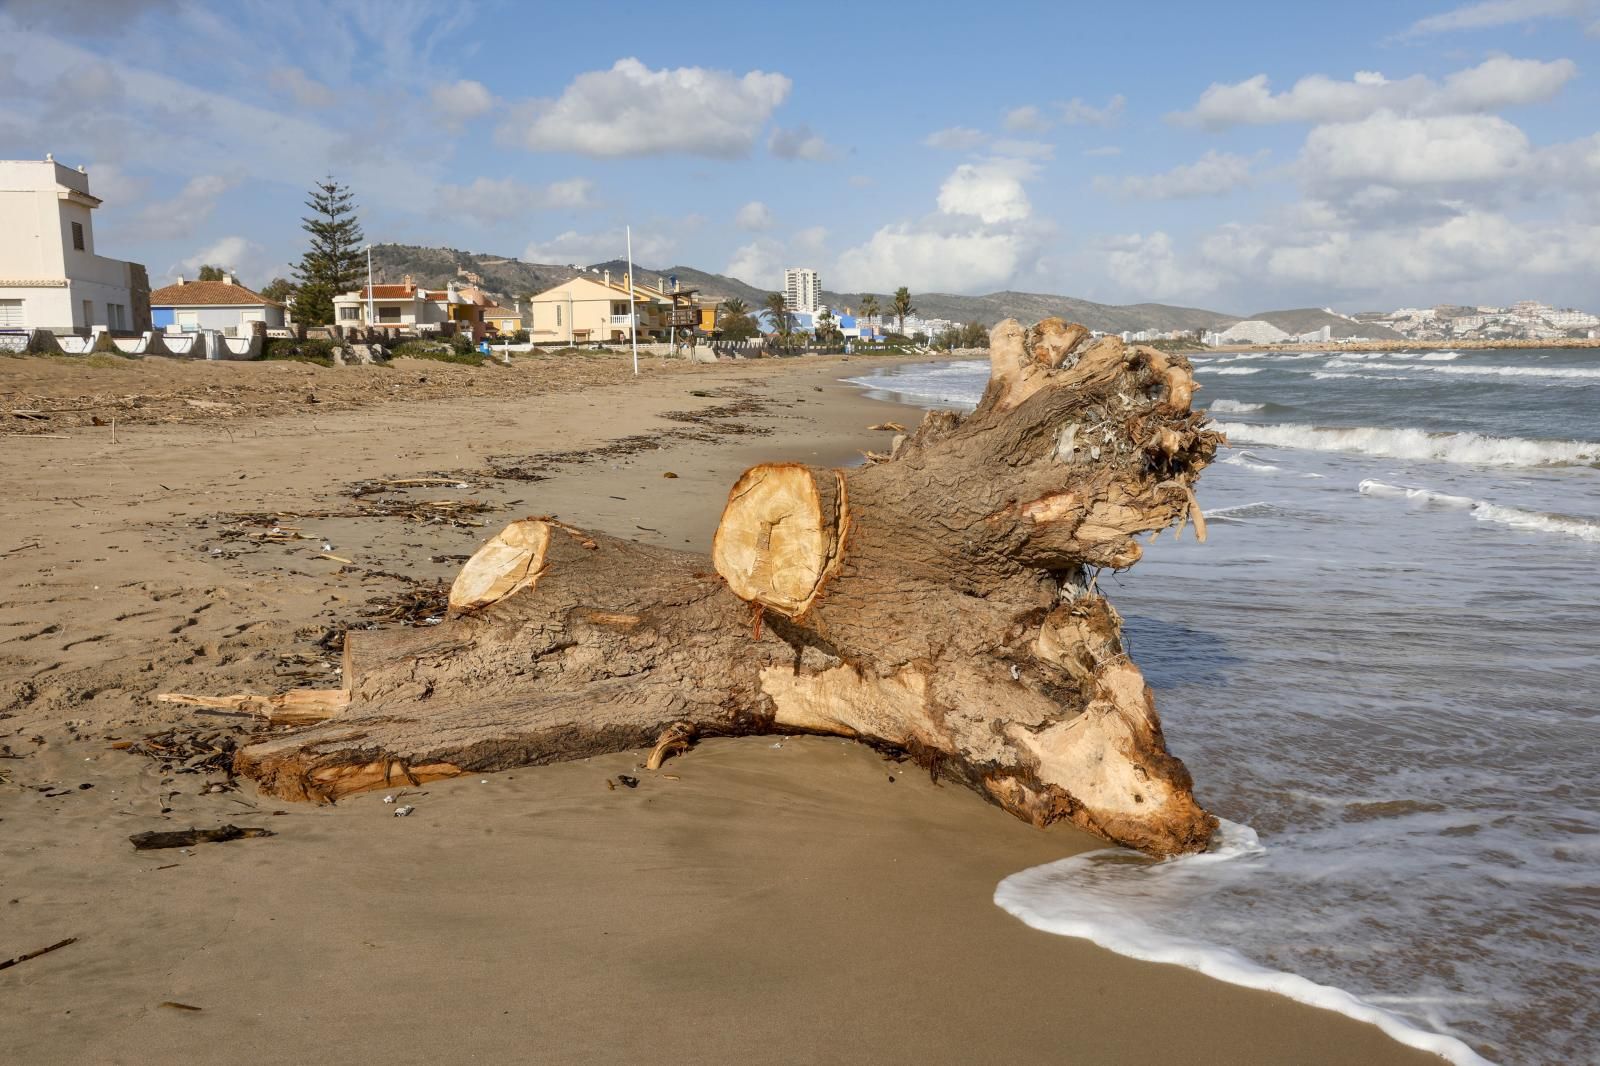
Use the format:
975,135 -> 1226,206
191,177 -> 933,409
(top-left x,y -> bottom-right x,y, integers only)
994,821 -> 1493,1066
1361,480 -> 1600,543
1214,422 -> 1600,468
1207,399 -> 1265,414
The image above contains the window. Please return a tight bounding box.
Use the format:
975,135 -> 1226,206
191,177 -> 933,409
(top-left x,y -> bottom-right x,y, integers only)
71,221 -> 85,250
177,311 -> 199,333
0,299 -> 22,327
82,299 -> 93,326
107,304 -> 126,330
378,306 -> 400,323
555,305 -> 562,326
339,306 -> 361,321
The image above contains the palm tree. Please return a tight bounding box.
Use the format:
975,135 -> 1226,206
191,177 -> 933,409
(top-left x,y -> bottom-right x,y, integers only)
858,294 -> 880,329
890,287 -> 915,336
763,292 -> 790,344
721,297 -> 748,317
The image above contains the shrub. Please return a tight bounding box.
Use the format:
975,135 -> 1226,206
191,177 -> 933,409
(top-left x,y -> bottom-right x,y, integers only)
508,329 -> 529,344
392,339 -> 485,367
449,332 -> 475,356
260,338 -> 338,366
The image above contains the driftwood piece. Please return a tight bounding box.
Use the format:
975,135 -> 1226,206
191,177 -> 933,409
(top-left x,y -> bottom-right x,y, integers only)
0,937 -> 78,971
128,825 -> 275,850
230,319 -> 1222,856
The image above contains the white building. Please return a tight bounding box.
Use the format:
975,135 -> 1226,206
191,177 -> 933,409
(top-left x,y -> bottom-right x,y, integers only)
0,155 -> 149,333
784,267 -> 821,313
150,274 -> 286,335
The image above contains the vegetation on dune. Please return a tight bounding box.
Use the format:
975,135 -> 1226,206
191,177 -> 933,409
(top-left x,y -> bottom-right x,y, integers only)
260,338 -> 339,366
391,337 -> 486,366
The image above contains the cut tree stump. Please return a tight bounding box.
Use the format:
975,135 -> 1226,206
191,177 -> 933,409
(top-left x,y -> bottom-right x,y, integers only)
231,319 -> 1223,856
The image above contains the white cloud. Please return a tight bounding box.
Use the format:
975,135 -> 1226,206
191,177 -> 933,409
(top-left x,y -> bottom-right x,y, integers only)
834,224 -> 1035,293
1102,150 -> 1259,199
1083,145 -> 1123,157
936,159 -> 1036,224
769,123 -> 835,161
735,201 -> 774,231
499,58 -> 790,158
524,228 -> 673,267
1003,105 -> 1050,132
1221,210 -> 1600,291
1059,95 -> 1126,126
726,239 -> 785,288
430,79 -> 494,128
437,176 -> 598,225
833,158 -> 1046,292
1171,55 -> 1576,128
268,66 -> 335,109
1300,112 -> 1529,186
120,173 -> 237,240
1103,232 -> 1221,301
1397,0 -> 1589,37
924,126 -> 987,150
792,225 -> 828,256
176,235 -> 266,283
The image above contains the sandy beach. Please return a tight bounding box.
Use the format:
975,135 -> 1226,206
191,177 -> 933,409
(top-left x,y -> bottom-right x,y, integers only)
1,350 -> 1441,1065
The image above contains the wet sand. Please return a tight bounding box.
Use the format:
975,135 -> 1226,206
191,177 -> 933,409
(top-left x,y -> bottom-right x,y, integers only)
1,351 -> 1440,1064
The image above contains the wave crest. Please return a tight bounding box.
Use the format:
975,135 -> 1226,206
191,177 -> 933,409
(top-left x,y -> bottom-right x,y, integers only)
1215,421 -> 1600,468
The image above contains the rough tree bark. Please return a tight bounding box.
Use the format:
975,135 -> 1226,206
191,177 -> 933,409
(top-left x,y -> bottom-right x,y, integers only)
228,319 -> 1223,856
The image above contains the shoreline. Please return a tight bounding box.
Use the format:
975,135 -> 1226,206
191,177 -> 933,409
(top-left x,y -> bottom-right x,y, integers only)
1,351 -> 1443,1065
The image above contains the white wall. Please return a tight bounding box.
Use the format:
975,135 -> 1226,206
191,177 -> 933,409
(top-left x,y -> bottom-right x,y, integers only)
0,159 -> 137,330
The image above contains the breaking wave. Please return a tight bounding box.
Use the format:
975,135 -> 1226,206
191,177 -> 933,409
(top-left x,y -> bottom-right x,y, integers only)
1360,480 -> 1600,543
1324,359 -> 1600,380
1214,422 -> 1600,468
995,821 -> 1492,1066
1197,366 -> 1263,375
1207,399 -> 1265,414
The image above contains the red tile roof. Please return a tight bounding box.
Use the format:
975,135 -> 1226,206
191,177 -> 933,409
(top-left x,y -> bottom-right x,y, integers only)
358,284 -> 420,299
150,280 -> 284,308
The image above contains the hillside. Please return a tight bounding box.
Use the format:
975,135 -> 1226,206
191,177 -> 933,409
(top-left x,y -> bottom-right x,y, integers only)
370,244 -> 580,297
1247,307 -> 1404,341
590,262 -> 1239,333
373,243 -> 1256,334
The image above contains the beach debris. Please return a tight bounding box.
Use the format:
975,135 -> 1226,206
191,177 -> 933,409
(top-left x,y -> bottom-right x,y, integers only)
868,421 -> 906,432
393,804 -> 415,817
616,775 -> 639,789
662,471 -> 679,478
646,721 -> 697,769
383,794 -> 396,804
0,937 -> 78,972
155,689 -> 346,727
128,825 -> 275,850
159,1002 -> 204,1012
226,321 -> 1222,858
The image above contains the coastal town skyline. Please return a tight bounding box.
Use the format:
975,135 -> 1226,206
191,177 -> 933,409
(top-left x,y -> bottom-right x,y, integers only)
3,0 -> 1598,311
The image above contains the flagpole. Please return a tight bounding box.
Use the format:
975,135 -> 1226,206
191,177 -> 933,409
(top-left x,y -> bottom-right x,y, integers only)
626,225 -> 638,376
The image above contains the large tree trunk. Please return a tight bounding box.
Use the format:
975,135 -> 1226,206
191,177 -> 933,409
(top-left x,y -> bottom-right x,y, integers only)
230,320 -> 1223,856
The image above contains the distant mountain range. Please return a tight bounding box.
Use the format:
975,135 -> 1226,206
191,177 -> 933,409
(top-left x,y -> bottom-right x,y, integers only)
369,244 -> 1402,339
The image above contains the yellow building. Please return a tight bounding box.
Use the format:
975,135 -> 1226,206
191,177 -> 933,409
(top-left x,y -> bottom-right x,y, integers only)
527,271 -> 672,344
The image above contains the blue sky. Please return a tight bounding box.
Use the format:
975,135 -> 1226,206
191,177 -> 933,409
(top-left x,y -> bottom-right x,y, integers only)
3,0 -> 1598,313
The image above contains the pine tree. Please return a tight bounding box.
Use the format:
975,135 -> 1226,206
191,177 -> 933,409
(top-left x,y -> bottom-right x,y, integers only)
197,265 -> 224,281
291,177 -> 364,325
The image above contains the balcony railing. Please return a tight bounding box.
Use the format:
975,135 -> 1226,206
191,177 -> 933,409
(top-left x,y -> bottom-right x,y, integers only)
609,314 -> 638,326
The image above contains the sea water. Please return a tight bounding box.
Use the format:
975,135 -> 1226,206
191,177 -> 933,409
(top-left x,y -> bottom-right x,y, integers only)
846,348 -> 1600,1065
